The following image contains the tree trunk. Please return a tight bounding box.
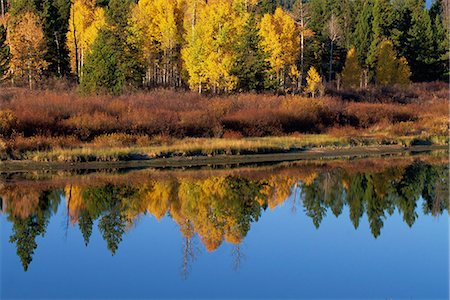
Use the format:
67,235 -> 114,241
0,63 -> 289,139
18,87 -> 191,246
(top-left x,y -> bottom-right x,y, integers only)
28,67 -> 32,90
54,31 -> 62,77
71,3 -> 79,79
299,3 -> 305,91
329,40 -> 334,82
1,0 -> 4,19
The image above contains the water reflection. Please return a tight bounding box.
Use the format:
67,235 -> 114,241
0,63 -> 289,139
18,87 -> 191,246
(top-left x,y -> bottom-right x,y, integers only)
1,156 -> 448,273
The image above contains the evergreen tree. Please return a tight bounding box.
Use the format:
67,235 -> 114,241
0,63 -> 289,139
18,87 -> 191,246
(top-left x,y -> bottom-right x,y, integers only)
78,211 -> 94,246
80,29 -> 125,95
392,0 -> 436,81
40,0 -> 70,77
353,0 -> 373,86
366,0 -> 393,69
81,0 -> 143,94
232,13 -> 267,92
98,210 -> 126,255
429,0 -> 449,80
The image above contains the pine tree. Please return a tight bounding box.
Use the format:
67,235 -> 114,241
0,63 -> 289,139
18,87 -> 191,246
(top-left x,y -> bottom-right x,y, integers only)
366,0 -> 393,69
232,13 -> 267,91
393,0 -> 436,81
341,47 -> 362,89
80,29 -> 125,95
81,0 -> 143,94
353,0 -> 373,86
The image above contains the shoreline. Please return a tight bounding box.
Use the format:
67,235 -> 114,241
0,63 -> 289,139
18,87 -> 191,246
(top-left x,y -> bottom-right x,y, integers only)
0,144 -> 447,173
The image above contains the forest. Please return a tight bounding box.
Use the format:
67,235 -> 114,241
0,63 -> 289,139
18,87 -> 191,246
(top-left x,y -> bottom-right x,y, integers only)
0,0 -> 448,94
0,0 -> 448,161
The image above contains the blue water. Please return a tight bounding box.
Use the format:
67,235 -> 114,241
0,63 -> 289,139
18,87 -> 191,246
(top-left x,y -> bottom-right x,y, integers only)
1,157 -> 449,299
1,193 -> 448,299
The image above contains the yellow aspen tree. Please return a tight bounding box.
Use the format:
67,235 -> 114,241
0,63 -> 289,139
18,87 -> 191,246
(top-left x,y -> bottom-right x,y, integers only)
341,48 -> 362,89
306,66 -> 322,98
130,0 -> 185,87
182,0 -> 245,93
259,7 -> 300,92
7,11 -> 48,89
66,0 -> 106,78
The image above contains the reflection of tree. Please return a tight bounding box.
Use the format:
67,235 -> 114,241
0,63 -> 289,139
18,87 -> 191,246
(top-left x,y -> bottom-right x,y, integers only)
346,174 -> 366,229
79,211 -> 94,246
422,164 -> 449,216
98,210 -> 126,255
2,159 -> 449,272
396,162 -> 426,227
301,180 -> 326,229
83,184 -> 132,255
8,190 -> 56,271
231,244 -> 245,272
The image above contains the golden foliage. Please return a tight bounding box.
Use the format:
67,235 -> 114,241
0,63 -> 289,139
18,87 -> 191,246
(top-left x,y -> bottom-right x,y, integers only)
66,0 -> 106,76
7,11 -> 48,88
306,66 -> 322,97
259,7 -> 300,90
375,40 -> 411,86
341,48 -> 362,89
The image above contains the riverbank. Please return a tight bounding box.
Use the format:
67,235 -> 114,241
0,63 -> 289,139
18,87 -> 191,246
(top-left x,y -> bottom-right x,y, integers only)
0,143 -> 447,172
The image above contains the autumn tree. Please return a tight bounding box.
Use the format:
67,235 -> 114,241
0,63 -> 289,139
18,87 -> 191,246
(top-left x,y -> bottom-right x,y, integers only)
375,39 -> 410,86
341,47 -> 362,89
7,11 -> 48,89
66,0 -> 106,79
306,66 -> 322,97
0,24 -> 9,78
259,7 -> 300,92
130,0 -> 185,87
182,0 -> 246,93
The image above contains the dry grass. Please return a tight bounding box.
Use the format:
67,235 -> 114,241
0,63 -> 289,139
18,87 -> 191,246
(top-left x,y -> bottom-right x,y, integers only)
24,134 -> 446,162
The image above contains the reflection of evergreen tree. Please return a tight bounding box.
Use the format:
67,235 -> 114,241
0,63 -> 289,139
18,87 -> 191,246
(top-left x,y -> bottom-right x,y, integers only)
301,180 -> 327,229
321,171 -> 345,218
346,174 -> 366,229
78,211 -> 94,246
396,161 -> 426,227
219,176 -> 265,237
82,184 -> 135,255
9,215 -> 47,271
8,190 -> 56,271
98,210 -> 126,255
364,174 -> 386,238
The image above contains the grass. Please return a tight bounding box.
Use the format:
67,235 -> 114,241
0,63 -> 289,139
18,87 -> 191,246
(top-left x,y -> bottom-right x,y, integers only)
25,134 -> 448,163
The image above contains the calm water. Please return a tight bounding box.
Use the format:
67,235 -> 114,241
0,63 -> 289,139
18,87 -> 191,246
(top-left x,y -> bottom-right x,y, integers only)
1,155 -> 449,299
